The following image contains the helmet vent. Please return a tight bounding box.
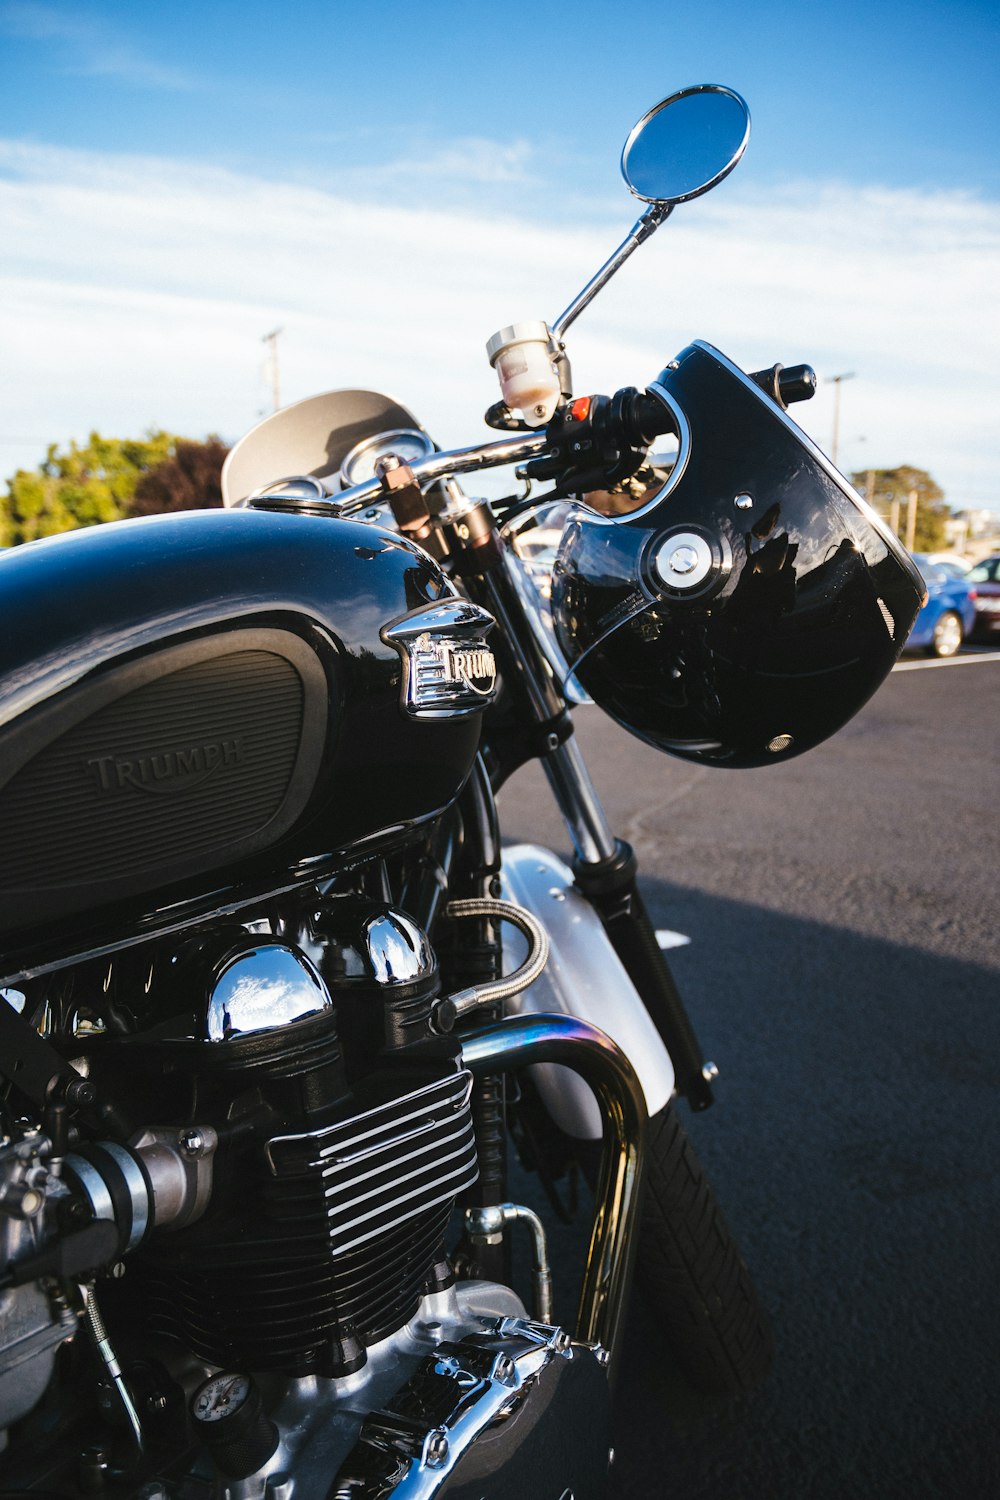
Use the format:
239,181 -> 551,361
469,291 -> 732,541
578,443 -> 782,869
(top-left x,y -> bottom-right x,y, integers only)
876,598 -> 896,637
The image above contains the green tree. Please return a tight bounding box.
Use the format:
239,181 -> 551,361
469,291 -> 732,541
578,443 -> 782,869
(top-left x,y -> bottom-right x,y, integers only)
850,465 -> 950,553
1,431 -> 178,546
129,437 -> 229,517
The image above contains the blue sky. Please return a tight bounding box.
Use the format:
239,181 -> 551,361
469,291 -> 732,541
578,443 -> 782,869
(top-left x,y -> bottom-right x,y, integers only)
2,0 -> 999,512
3,0 -> 998,196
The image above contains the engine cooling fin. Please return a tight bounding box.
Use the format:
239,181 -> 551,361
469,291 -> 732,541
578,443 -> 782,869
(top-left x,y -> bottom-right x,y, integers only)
123,1066 -> 478,1375
264,1070 -> 477,1253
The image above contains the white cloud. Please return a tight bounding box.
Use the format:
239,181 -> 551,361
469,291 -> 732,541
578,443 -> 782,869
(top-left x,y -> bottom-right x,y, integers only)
1,139 -> 998,513
0,3 -> 198,90
364,137 -> 539,187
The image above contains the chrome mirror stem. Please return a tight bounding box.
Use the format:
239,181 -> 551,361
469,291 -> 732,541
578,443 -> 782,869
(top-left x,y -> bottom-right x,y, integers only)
550,203 -> 672,341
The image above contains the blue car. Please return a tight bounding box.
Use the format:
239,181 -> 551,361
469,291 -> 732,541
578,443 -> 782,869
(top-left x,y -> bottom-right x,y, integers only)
905,554 -> 977,657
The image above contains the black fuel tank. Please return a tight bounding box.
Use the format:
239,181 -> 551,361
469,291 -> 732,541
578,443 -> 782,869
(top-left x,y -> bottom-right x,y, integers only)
0,509 -> 488,967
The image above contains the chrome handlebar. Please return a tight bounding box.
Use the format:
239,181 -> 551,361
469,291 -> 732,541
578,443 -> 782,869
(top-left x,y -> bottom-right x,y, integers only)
246,431 -> 551,517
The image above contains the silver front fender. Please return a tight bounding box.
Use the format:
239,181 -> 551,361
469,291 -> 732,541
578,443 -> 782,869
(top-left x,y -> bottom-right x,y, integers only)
501,844 -> 675,1137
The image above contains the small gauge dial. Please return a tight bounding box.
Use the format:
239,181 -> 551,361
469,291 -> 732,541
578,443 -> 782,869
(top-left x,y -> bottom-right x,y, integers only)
191,1372 -> 251,1424
339,427 -> 435,489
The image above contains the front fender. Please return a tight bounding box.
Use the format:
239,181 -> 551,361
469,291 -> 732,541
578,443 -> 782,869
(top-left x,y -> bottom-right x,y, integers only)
501,844 -> 674,1137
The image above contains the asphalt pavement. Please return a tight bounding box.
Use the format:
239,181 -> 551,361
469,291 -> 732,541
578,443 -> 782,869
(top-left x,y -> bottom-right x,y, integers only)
497,648 -> 1000,1499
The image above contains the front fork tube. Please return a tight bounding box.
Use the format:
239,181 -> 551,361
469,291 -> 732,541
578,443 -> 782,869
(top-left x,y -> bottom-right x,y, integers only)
573,838 -> 715,1111
459,536 -> 714,1108
547,740 -> 714,1109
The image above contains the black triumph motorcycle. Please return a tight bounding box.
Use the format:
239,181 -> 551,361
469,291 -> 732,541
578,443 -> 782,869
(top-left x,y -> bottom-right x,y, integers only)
0,86 -> 924,1500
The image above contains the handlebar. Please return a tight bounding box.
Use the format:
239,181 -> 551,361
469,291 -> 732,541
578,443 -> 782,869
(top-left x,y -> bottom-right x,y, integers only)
247,360 -> 815,519
247,431 -> 550,517
748,362 -> 817,408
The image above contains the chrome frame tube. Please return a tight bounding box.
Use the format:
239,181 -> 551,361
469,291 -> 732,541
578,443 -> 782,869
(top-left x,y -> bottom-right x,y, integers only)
461,1013 -> 646,1374
542,736 -> 618,865
551,204 -> 672,341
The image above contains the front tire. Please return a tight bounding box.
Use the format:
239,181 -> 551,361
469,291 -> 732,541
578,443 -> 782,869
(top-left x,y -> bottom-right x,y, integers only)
635,1105 -> 773,1394
928,610 -> 963,658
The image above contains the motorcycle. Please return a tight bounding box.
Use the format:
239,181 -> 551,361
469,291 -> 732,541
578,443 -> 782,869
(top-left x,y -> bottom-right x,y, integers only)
0,85 -> 924,1499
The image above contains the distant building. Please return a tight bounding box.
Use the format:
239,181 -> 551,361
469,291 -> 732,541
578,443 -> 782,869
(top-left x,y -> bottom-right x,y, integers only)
947,509 -> 1000,563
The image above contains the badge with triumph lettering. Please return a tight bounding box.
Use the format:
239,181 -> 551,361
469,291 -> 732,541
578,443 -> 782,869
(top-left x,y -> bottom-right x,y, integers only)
88,736 -> 245,797
381,599 -> 498,719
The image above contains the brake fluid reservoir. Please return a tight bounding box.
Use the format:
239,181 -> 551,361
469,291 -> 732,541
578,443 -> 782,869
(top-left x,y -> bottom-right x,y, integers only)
486,321 -> 561,427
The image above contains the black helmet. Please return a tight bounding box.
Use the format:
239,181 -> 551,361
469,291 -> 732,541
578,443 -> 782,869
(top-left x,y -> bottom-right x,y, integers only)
551,342 -> 926,768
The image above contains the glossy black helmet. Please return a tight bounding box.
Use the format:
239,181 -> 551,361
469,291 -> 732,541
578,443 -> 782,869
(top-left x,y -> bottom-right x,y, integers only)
551,342 -> 926,768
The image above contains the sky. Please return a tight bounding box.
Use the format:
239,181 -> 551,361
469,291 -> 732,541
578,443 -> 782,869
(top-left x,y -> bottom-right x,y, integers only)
1,0 -> 999,514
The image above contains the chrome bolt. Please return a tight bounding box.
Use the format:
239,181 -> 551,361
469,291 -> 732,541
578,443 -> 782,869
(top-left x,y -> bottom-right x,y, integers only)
702,1061 -> 720,1083
375,453 -> 402,476
734,493 -> 754,510
492,1354 -> 517,1387
653,531 -> 716,591
178,1128 -> 205,1158
465,1204 -> 505,1243
423,1429 -> 449,1468
669,544 -> 699,575
551,1329 -> 573,1355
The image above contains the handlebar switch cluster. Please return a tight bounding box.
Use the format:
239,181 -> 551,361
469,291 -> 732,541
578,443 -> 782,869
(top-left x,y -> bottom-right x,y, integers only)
525,388 -> 662,499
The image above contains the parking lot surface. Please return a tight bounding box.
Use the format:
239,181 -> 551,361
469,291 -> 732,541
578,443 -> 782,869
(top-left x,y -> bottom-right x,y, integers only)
499,651 -> 1000,1499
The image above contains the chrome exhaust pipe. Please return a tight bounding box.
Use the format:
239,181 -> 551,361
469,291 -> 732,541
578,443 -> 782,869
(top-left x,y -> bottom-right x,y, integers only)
461,1013 -> 646,1375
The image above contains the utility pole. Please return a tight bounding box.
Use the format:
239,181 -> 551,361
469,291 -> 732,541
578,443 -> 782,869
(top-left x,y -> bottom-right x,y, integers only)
828,371 -> 855,468
905,488 -> 918,553
262,327 -> 283,413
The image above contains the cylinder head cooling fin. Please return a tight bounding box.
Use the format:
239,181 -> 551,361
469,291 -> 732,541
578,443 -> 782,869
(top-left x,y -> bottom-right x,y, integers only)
121,1064 -> 478,1375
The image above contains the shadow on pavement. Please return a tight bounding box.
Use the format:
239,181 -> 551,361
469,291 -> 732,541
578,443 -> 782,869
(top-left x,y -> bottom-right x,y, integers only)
518,873 -> 999,1499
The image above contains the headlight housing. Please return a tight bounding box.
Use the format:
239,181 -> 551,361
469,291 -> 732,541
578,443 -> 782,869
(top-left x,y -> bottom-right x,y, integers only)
552,342 -> 926,768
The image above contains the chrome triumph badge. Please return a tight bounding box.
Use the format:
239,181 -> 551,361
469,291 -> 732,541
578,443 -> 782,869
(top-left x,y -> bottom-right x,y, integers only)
381,599 -> 498,719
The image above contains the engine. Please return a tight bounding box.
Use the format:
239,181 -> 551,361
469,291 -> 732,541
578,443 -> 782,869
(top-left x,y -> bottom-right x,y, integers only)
0,896 -> 612,1500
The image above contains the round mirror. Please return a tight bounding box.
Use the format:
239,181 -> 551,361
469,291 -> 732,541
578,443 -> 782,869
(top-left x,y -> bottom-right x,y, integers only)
621,84 -> 750,205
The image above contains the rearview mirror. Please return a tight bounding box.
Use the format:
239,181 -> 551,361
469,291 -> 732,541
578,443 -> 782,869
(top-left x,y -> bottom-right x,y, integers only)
621,84 -> 750,205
